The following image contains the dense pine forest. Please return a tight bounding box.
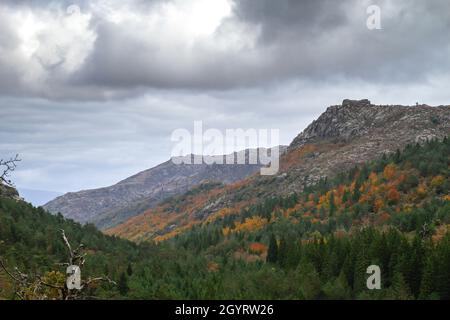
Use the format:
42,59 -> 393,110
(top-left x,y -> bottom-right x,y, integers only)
1,138 -> 449,299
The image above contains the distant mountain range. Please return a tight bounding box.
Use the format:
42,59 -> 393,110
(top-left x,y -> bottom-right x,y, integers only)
43,148 -> 286,229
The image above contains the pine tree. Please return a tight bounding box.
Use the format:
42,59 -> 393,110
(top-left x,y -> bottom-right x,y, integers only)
352,183 -> 361,202
298,262 -> 321,300
394,149 -> 401,164
389,272 -> 414,300
406,236 -> 424,297
323,271 -> 352,299
127,263 -> 133,276
278,237 -> 288,268
118,272 -> 129,295
267,234 -> 278,263
329,192 -> 336,216
434,237 -> 450,300
419,256 -> 436,299
353,247 -> 370,294
342,190 -> 351,205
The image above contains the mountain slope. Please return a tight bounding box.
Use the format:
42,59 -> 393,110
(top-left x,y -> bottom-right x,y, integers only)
2,138 -> 450,300
44,148 -> 285,229
0,192 -> 145,299
107,99 -> 450,242
103,138 -> 450,299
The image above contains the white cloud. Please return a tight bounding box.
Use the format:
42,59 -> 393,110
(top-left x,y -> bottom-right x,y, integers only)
0,3 -> 95,94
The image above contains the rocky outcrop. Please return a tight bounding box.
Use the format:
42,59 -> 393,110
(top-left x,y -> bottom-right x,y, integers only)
281,99 -> 450,192
0,183 -> 21,201
290,99 -> 450,150
226,98 -> 450,216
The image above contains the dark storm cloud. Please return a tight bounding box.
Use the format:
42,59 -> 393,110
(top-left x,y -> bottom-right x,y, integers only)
70,0 -> 450,94
221,0 -> 450,82
231,0 -> 350,43
0,0 -> 449,97
73,0 -> 352,90
0,13 -> 25,95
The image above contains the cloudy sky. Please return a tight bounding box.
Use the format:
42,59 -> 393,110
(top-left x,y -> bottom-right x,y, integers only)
1,0 -> 450,196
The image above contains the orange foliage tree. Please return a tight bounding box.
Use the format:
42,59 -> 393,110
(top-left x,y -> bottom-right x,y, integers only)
249,242 -> 268,255
387,187 -> 400,204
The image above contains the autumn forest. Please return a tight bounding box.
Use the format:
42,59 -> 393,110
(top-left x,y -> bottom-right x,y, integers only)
1,138 -> 449,299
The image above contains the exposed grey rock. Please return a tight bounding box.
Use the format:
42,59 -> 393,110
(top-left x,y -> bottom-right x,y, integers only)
44,147 -> 286,229
290,99 -> 449,150
0,183 -> 21,201
280,99 -> 450,194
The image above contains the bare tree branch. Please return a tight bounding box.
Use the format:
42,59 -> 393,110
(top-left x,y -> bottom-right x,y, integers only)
0,258 -> 20,283
83,276 -> 117,287
0,154 -> 21,187
61,229 -> 73,261
37,277 -> 65,290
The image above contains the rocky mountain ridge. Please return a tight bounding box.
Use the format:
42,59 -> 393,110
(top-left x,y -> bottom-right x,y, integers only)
44,147 -> 285,229
282,99 -> 450,192
290,99 -> 449,148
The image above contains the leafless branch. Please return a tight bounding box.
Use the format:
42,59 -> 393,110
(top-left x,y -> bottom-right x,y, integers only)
61,229 -> 73,264
54,262 -> 70,267
37,277 -> 65,290
0,154 -> 21,187
0,258 -> 20,283
83,276 -> 117,287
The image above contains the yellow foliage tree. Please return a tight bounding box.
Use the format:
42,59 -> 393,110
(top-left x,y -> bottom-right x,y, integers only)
431,175 -> 445,188
234,216 -> 267,233
222,227 -> 231,236
415,184 -> 427,199
383,163 -> 397,180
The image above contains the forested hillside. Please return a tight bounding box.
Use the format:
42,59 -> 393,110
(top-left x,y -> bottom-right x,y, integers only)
0,198 -> 149,299
1,138 -> 449,299
107,101 -> 450,242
